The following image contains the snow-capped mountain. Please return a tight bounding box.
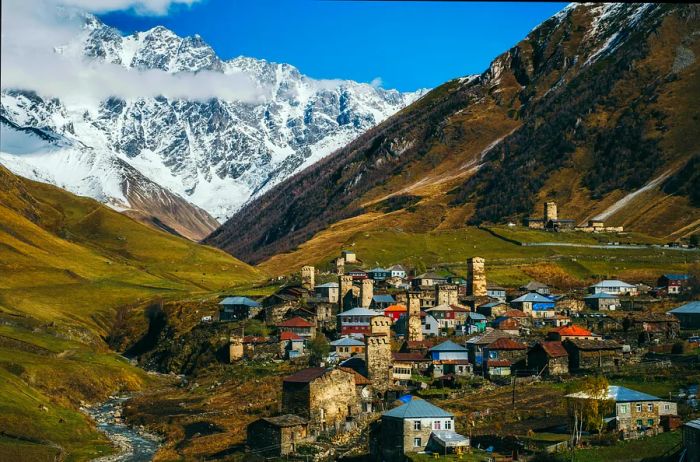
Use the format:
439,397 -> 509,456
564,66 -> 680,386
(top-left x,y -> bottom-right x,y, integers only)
0,14 -> 425,239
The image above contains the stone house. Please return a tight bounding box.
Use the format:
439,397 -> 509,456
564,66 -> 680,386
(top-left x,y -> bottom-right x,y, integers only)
315,282 -> 339,303
281,367 -> 360,435
246,415 -> 309,457
628,313 -> 680,341
563,339 -> 623,371
477,301 -> 508,318
412,272 -> 447,289
389,264 -> 407,279
527,341 -> 569,376
584,292 -> 620,311
375,399 -> 468,461
519,280 -> 550,295
682,419 -> 700,462
219,296 -> 261,321
277,316 -> 316,339
566,386 -> 677,439
486,284 -> 507,302
668,301 -> 700,329
341,250 -> 357,263
483,337 -> 527,370
465,328 -> 511,367
492,316 -> 520,335
279,332 -> 305,359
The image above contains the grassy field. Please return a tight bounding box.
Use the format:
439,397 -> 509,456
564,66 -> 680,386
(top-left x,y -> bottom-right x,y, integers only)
259,222 -> 698,288
573,431 -> 681,462
0,167 -> 268,460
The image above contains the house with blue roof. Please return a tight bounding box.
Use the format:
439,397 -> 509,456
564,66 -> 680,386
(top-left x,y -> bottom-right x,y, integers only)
370,294 -> 396,310
376,398 -> 469,460
428,340 -> 469,361
658,273 -> 691,295
584,292 -> 620,311
668,301 -> 700,328
219,296 -> 261,321
329,336 -> 365,359
566,385 -> 677,438
510,292 -> 555,318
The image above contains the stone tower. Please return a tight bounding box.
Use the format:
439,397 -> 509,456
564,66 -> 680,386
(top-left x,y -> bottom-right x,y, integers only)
301,265 -> 315,291
365,333 -> 392,392
335,257 -> 345,275
406,291 -> 423,342
339,275 -> 354,311
436,284 -> 458,306
467,257 -> 487,297
360,279 -> 374,308
370,314 -> 392,337
544,201 -> 558,222
229,335 -> 243,362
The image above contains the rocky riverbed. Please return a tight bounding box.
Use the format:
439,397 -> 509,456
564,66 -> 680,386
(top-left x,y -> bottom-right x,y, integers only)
83,396 -> 161,461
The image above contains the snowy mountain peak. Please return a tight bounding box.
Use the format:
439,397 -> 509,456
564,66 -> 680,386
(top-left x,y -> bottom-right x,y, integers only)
1,14 -> 426,235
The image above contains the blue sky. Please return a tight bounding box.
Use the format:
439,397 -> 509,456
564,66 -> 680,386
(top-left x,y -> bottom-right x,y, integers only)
100,1 -> 567,92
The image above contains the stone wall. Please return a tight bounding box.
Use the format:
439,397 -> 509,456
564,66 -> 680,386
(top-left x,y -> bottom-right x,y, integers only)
407,291 -> 423,342
229,336 -> 243,362
339,275 -> 354,312
308,369 -> 359,433
365,334 -> 392,392
436,284 -> 459,306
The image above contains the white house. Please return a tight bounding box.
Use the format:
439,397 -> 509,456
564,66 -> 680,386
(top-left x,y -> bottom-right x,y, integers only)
589,280 -> 638,296
389,264 -> 407,279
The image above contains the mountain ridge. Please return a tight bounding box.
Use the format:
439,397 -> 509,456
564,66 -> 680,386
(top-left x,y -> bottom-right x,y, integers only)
205,2 -> 700,264
0,13 -> 425,239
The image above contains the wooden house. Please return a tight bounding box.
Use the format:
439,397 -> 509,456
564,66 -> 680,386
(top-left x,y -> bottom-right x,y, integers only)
527,341 -> 569,376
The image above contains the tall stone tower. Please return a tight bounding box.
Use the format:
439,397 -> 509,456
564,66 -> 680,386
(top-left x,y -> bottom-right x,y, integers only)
544,201 -> 558,222
436,284 -> 459,306
407,291 -> 423,342
229,335 -> 243,362
335,257 -> 345,275
467,257 -> 487,297
360,279 -> 374,308
301,265 -> 315,291
365,317 -> 392,392
339,275 -> 354,311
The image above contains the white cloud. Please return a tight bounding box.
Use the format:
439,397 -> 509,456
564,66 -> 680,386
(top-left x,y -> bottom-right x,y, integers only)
0,0 -> 269,105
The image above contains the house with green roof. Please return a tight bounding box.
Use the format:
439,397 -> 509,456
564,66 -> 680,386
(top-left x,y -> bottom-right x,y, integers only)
374,398 -> 469,460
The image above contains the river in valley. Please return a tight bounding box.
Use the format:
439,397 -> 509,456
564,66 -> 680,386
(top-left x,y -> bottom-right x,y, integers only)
84,396 -> 161,462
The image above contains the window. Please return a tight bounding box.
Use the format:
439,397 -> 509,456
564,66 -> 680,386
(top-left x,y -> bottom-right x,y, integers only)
619,404 -> 629,414
636,404 -> 642,412
413,437 -> 422,447
648,419 -> 654,426
636,419 -> 643,429
647,403 -> 654,412
664,404 -> 670,411
433,421 -> 441,430
413,420 -> 421,431
445,420 -> 452,430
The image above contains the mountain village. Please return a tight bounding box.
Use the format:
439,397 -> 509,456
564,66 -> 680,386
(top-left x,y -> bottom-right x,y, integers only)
201,207 -> 700,460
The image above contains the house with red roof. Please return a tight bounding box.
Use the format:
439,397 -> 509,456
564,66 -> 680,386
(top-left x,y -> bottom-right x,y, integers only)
279,331 -> 306,359
547,325 -> 600,341
483,337 -> 528,374
277,316 -> 316,339
384,304 -> 407,322
527,341 -> 569,376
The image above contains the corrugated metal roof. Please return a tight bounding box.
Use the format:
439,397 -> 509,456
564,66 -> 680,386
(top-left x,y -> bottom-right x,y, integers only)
315,282 -> 339,288
684,419 -> 700,431
372,294 -> 396,303
219,296 -> 260,307
337,307 -> 382,317
429,340 -> 467,352
567,386 -> 663,403
383,399 -> 453,419
511,293 -> 554,303
283,367 -> 328,383
487,337 -> 526,350
590,279 -> 635,288
669,301 -> 700,314
430,430 -> 469,447
330,337 -> 365,347
662,274 -> 690,281
585,292 -> 619,299
277,316 -> 314,328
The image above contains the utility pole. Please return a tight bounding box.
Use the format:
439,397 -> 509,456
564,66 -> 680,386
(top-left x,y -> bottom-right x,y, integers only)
512,375 -> 516,410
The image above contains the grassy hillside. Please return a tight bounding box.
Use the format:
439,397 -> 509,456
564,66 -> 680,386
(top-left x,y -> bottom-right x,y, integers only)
259,217 -> 698,287
0,166 -> 267,460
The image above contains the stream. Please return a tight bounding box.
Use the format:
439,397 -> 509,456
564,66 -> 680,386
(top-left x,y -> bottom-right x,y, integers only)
83,396 -> 161,462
